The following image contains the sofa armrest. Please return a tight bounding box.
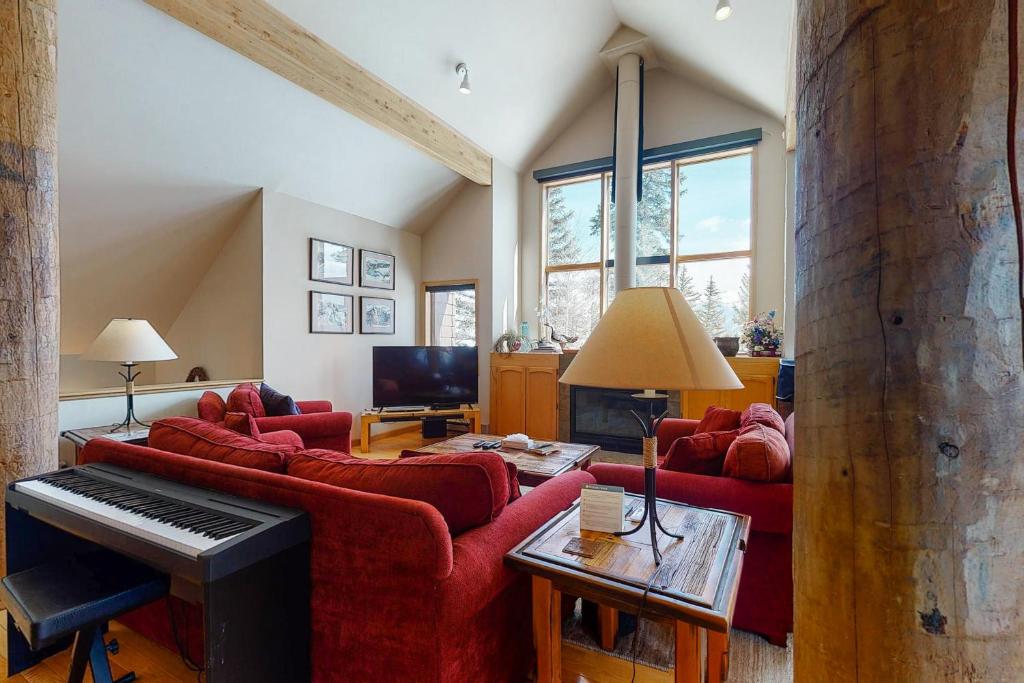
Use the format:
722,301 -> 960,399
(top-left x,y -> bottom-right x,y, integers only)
656,418 -> 700,457
439,470 -> 595,618
296,400 -> 332,414
255,411 -> 353,453
588,463 -> 791,535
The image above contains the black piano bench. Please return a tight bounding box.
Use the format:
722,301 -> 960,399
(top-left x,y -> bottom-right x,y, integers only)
0,549 -> 169,683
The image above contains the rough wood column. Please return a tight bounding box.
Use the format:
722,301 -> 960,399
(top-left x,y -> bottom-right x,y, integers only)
0,0 -> 59,564
794,0 -> 1024,679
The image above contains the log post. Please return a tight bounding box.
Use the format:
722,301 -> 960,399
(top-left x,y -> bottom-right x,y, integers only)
0,0 -> 60,566
794,0 -> 1024,679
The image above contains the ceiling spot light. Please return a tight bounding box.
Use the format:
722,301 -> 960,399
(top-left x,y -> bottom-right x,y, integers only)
455,63 -> 471,95
715,0 -> 732,21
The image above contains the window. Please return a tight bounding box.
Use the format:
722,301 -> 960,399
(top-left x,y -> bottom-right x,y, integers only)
542,148 -> 754,343
424,281 -> 477,346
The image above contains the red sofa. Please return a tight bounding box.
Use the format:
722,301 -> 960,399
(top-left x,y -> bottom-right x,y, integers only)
588,413 -> 794,646
197,388 -> 353,453
78,429 -> 591,682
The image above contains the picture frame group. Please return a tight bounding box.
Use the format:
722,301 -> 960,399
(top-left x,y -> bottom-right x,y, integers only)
309,238 -> 396,335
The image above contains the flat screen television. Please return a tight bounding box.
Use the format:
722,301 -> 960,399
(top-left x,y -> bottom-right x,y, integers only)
372,346 -> 478,408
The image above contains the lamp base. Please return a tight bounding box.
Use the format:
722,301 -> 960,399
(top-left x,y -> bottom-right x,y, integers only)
110,364 -> 150,432
614,436 -> 684,565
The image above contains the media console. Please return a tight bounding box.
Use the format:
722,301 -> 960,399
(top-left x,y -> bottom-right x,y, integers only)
359,406 -> 482,453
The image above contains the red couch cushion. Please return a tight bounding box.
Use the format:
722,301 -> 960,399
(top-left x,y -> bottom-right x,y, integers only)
741,402 -> 785,435
260,430 -> 304,448
224,411 -> 259,437
660,430 -> 739,476
695,405 -> 742,433
288,450 -> 512,535
226,383 -> 266,418
149,417 -> 295,473
197,391 -> 227,423
723,423 -> 790,482
400,450 -> 522,503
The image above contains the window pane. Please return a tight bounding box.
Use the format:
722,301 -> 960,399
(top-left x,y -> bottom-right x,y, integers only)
607,167 -> 672,258
428,288 -> 476,346
677,258 -> 750,337
677,153 -> 752,256
546,269 -> 600,345
546,180 -> 602,266
605,264 -> 669,309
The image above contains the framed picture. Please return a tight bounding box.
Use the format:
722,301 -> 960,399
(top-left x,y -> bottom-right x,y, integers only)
360,296 -> 395,335
310,291 -> 354,334
359,249 -> 396,290
310,238 -> 354,286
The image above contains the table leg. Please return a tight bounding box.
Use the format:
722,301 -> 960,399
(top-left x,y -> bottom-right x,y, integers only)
675,621 -> 700,683
532,576 -> 561,683
360,419 -> 371,454
471,411 -> 481,433
706,629 -> 729,683
598,605 -> 618,651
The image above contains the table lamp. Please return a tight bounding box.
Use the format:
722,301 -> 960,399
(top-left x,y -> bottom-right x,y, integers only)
83,318 -> 177,431
559,287 -> 742,563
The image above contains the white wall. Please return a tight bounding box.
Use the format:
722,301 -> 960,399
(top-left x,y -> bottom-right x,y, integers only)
156,192 -> 264,384
419,159 -> 521,425
261,191 -> 421,420
520,68 -> 789,330
57,386 -> 232,466
420,181 -> 494,421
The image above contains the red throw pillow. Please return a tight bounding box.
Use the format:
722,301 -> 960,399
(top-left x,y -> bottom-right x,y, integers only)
400,449 -> 521,503
695,406 -> 742,434
224,411 -> 259,437
660,430 -> 739,476
722,423 -> 790,482
288,449 -> 512,535
197,391 -> 227,423
260,430 -> 304,448
149,417 -> 295,473
226,383 -> 266,418
741,402 -> 785,435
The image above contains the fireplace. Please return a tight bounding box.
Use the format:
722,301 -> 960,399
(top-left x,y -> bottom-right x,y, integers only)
569,386 -> 669,454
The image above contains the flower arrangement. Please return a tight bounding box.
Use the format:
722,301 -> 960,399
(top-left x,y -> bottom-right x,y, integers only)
741,310 -> 783,357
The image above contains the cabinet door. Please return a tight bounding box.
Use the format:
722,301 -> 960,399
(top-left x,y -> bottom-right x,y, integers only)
490,365 -> 526,436
524,367 -> 558,440
720,376 -> 776,412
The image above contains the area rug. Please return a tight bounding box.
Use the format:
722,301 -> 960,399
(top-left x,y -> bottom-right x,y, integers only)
562,601 -> 793,682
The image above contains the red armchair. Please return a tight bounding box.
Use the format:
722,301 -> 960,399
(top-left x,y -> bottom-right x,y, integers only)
79,438 -> 592,681
588,414 -> 794,646
197,390 -> 353,454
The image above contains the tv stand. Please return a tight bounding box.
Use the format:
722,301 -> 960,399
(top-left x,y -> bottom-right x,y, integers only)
359,406 -> 481,453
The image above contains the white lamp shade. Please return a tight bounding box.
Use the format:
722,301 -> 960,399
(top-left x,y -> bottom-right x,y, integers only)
82,319 -> 177,363
559,287 -> 743,391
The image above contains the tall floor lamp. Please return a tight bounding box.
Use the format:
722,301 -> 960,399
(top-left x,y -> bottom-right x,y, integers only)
83,319 -> 177,431
559,287 -> 742,564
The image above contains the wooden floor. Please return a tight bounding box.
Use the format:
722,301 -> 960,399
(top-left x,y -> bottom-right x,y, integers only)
1,429 -> 791,682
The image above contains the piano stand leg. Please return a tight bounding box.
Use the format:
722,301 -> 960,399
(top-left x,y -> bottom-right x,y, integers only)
66,624 -> 135,683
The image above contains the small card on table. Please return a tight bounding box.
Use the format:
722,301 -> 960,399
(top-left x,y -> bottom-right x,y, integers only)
579,483 -> 625,534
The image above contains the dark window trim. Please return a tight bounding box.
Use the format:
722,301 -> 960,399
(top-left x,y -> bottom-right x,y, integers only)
425,283 -> 476,294
532,128 -> 762,184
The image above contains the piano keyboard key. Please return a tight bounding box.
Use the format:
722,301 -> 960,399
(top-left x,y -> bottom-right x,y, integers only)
14,470 -> 257,557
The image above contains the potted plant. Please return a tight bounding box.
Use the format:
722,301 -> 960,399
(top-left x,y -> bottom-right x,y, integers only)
741,310 -> 783,357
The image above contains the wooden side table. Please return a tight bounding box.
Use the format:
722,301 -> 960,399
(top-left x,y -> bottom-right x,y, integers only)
359,407 -> 482,453
506,495 -> 750,683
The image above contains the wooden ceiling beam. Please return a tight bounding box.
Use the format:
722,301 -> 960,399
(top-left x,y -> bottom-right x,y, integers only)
145,0 -> 492,185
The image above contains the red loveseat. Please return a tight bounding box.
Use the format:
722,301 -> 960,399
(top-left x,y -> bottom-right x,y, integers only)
588,413 -> 794,646
78,432 -> 592,681
197,387 -> 353,454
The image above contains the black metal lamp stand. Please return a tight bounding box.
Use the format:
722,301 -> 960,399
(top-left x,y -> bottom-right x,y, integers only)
615,391 -> 684,565
111,362 -> 149,432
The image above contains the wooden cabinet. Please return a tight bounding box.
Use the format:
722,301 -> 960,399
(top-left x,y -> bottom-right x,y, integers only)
489,353 -> 559,440
680,356 -> 781,419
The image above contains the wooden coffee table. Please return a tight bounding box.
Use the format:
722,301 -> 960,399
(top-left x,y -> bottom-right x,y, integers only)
506,494 -> 750,683
415,433 -> 598,486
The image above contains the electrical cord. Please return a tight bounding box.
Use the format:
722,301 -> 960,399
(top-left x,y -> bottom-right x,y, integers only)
629,562 -> 667,683
166,598 -> 204,683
